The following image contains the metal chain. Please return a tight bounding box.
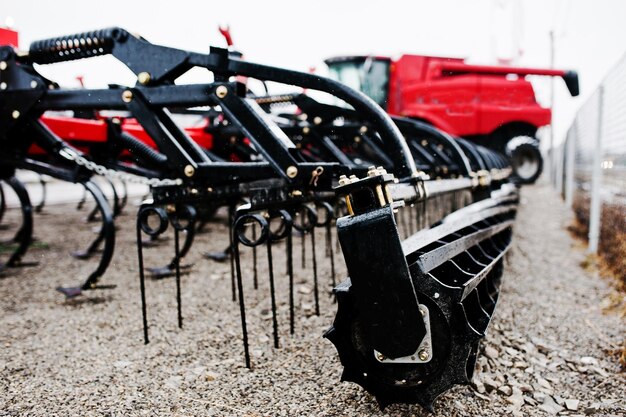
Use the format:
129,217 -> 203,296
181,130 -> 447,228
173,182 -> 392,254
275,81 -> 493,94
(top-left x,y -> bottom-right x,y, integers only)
59,148 -> 183,187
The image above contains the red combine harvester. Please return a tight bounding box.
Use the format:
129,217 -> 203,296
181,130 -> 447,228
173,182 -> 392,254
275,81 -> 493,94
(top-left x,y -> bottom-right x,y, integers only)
0,26 -> 18,48
325,54 -> 579,183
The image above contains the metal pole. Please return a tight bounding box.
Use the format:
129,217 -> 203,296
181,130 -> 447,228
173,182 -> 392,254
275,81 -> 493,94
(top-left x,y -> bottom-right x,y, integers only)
565,126 -> 576,207
556,143 -> 564,195
588,86 -> 604,254
549,30 -> 555,185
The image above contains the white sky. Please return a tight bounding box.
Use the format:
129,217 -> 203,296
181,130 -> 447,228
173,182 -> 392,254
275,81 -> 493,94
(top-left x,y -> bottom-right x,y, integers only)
3,0 -> 626,144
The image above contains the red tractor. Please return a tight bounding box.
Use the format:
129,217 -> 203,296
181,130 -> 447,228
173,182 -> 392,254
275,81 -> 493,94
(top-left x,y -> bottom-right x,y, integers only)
325,54 -> 579,182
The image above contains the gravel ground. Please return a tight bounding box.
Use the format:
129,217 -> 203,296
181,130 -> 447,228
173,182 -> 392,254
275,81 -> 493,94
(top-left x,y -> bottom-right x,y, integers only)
0,182 -> 624,416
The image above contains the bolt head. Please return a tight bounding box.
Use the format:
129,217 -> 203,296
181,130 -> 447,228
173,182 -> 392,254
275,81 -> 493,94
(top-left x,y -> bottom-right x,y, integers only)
30,80 -> 38,89
215,85 -> 228,99
0,82 -> 6,90
377,353 -> 386,361
359,125 -> 368,134
313,116 -> 322,125
418,349 -> 429,361
0,61 -> 7,71
11,110 -> 20,119
122,90 -> 133,103
286,165 -> 298,178
184,165 -> 195,177
137,72 -> 151,85
302,126 -> 310,134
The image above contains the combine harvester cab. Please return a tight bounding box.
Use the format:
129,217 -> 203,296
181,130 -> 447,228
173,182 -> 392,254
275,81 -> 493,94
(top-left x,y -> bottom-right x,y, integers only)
325,54 -> 579,184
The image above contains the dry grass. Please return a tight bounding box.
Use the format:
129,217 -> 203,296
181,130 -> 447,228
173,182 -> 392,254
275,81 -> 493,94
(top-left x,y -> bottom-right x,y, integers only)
570,194 -> 626,370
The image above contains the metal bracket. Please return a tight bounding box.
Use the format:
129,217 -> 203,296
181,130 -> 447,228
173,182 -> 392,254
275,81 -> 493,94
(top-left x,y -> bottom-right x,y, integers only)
374,304 -> 432,364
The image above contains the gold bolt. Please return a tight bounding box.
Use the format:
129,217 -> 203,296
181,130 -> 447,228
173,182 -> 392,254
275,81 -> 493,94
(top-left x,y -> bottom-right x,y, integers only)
0,61 -> 7,70
291,190 -> 303,197
354,136 -> 361,143
286,165 -> 298,178
190,188 -> 198,195
122,90 -> 133,103
184,165 -> 195,177
313,116 -> 322,125
215,85 -> 228,98
137,72 -> 151,85
377,353 -> 386,361
418,349 -> 429,361
359,125 -> 368,134
302,126 -> 310,135
11,110 -> 20,119
207,187 -> 213,193
166,204 -> 176,214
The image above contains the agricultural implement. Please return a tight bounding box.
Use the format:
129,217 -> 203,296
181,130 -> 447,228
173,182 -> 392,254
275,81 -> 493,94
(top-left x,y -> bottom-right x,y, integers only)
1,27 -> 522,409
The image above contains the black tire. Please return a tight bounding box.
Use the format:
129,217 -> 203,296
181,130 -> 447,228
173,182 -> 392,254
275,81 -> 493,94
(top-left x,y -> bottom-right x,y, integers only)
505,136 -> 543,184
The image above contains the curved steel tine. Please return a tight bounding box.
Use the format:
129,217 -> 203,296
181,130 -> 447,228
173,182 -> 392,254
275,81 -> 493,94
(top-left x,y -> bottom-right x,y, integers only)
3,177 -> 34,268
118,180 -> 128,213
0,182 -> 5,227
57,180 -> 116,297
104,178 -> 122,218
76,185 -> 88,211
34,175 -> 47,213
146,216 -> 196,279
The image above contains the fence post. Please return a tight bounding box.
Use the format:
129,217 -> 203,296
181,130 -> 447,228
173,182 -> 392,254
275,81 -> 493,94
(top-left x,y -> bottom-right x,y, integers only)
588,85 -> 604,254
564,129 -> 575,207
556,143 -> 564,196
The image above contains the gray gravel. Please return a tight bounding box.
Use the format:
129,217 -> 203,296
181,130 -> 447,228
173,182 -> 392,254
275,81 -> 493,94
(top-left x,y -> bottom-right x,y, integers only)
0,182 -> 624,416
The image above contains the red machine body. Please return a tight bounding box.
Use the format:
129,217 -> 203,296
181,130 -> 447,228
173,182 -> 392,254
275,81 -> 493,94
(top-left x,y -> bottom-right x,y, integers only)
29,115 -> 213,160
0,27 -> 18,48
326,54 -> 579,147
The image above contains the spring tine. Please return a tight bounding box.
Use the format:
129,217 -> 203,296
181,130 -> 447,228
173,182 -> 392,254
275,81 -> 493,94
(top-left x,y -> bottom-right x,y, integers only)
136,218 -> 149,344
252,222 -> 258,290
228,205 -> 236,302
174,227 -> 183,329
287,231 -> 295,335
326,222 -> 336,288
266,239 -> 279,348
233,237 -> 250,368
311,229 -> 320,316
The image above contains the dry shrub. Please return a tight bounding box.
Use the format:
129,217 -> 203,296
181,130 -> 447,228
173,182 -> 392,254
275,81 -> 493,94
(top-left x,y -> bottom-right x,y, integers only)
571,194 -> 626,291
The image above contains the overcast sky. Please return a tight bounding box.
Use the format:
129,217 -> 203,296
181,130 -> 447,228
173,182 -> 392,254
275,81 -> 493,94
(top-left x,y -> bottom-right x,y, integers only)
3,0 -> 626,144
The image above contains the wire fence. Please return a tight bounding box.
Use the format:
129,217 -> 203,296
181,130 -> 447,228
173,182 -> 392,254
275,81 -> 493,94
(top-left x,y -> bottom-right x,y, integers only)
552,52 -> 626,284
